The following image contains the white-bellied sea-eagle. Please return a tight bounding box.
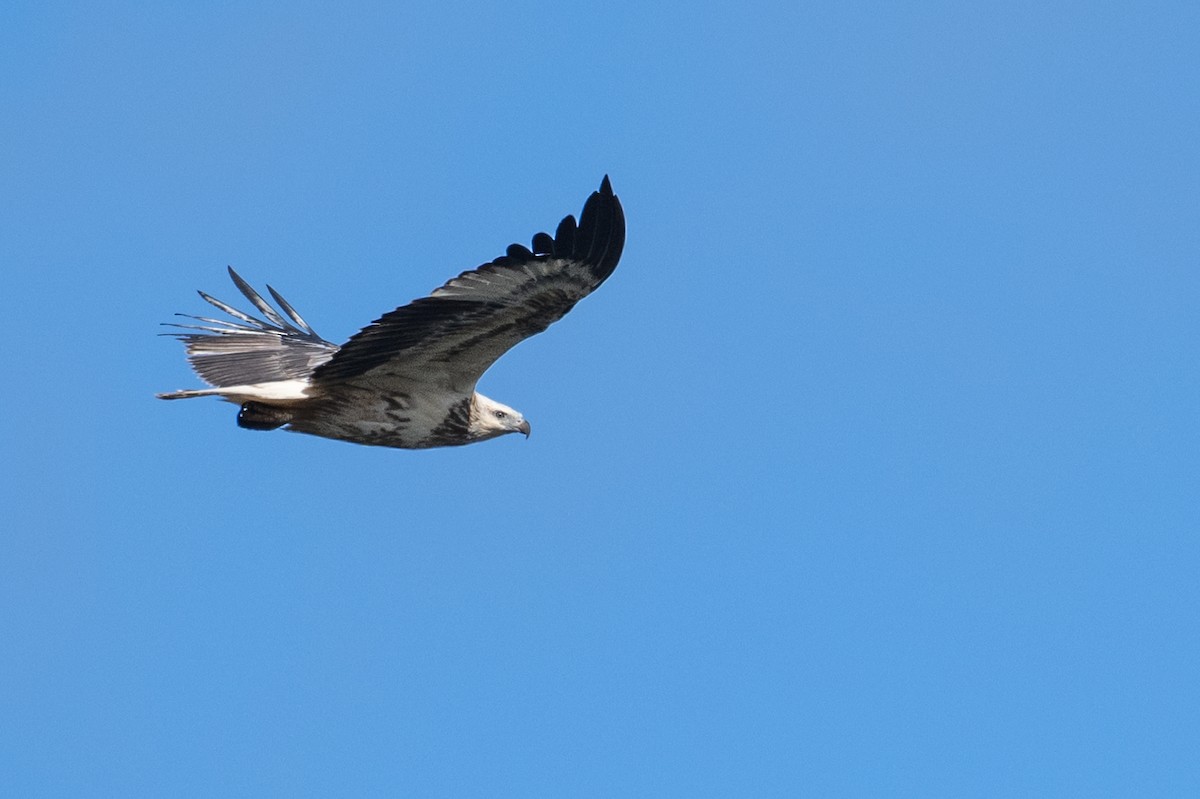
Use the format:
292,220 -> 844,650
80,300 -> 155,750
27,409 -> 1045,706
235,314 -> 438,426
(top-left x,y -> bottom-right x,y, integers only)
158,177 -> 625,449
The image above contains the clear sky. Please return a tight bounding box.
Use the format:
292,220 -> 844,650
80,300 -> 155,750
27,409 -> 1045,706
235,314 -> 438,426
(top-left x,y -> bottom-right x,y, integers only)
2,2 -> 1197,796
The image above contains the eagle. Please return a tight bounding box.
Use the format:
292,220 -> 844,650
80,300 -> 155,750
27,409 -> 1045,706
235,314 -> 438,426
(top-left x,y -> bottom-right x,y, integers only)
158,176 -> 625,449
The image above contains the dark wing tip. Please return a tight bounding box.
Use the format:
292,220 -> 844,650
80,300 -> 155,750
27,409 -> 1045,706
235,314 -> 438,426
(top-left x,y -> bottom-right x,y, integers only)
566,175 -> 624,286
498,175 -> 624,285
518,175 -> 624,286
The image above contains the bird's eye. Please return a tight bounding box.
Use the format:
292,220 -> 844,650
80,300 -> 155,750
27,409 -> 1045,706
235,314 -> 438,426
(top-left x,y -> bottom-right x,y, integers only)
495,410 -> 507,419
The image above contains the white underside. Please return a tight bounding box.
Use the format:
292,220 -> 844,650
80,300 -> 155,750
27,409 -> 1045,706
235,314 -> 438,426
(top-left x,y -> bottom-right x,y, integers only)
157,379 -> 313,403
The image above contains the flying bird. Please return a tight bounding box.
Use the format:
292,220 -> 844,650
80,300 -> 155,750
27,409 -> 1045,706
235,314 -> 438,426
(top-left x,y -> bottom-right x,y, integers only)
158,176 -> 625,449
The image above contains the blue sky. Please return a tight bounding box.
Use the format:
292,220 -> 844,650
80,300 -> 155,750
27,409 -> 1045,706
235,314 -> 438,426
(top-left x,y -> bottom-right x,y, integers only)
2,1 -> 1197,795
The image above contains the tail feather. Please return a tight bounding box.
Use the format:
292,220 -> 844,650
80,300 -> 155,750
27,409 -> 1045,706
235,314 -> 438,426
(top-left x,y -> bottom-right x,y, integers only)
157,387 -> 222,400
160,267 -> 339,390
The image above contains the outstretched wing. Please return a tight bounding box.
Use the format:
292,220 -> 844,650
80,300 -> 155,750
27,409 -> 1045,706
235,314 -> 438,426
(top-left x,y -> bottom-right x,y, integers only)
311,176 -> 625,391
163,266 -> 339,387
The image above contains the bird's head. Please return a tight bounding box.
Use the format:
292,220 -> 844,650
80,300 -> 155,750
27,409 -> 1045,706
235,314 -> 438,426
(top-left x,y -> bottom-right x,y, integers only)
471,394 -> 531,440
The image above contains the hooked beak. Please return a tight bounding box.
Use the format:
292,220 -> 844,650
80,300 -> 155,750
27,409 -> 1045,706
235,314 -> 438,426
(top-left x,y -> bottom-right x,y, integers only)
517,419 -> 531,438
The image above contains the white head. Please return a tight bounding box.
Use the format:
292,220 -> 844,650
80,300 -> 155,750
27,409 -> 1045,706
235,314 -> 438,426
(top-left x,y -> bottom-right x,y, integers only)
470,393 -> 531,440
